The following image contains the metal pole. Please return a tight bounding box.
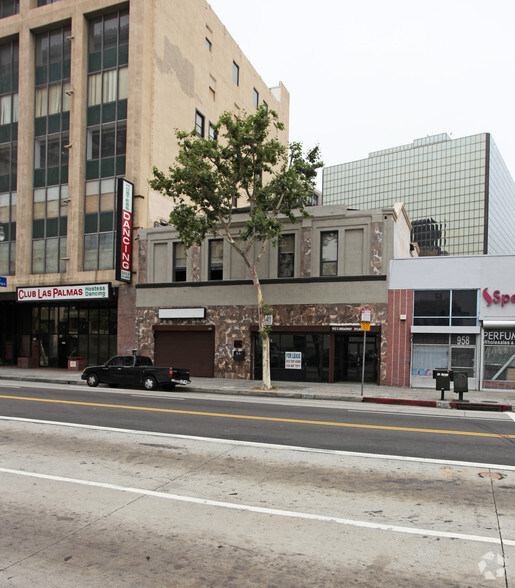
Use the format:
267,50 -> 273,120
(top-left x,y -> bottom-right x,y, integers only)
361,329 -> 366,396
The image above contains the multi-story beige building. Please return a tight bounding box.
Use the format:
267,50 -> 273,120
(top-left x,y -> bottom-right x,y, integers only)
136,203 -> 416,385
0,0 -> 289,368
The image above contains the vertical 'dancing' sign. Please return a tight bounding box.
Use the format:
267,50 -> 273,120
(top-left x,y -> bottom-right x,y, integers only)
116,178 -> 134,283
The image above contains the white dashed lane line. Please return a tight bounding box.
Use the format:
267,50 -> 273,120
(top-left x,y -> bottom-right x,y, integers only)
1,466 -> 514,547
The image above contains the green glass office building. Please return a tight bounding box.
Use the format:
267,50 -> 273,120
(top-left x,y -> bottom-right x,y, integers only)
323,133 -> 515,256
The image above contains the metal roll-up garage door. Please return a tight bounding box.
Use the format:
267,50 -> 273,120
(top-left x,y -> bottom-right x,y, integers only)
155,330 -> 215,377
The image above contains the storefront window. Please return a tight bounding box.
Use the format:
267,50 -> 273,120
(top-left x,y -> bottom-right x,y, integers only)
483,329 -> 515,383
254,332 -> 330,382
412,333 -> 476,377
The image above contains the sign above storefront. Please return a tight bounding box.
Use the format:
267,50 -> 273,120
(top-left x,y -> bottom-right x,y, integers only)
483,288 -> 515,307
484,330 -> 515,346
159,308 -> 206,319
17,283 -> 110,302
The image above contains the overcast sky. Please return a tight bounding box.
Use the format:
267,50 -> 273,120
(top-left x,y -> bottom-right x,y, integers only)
208,0 -> 515,188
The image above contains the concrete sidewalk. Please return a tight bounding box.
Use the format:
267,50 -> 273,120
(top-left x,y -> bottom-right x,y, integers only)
0,365 -> 513,411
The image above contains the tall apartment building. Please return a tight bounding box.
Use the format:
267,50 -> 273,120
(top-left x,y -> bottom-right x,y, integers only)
323,133 -> 515,256
0,0 -> 289,368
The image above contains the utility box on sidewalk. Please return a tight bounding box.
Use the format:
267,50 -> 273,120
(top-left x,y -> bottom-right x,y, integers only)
68,357 -> 88,371
452,371 -> 468,401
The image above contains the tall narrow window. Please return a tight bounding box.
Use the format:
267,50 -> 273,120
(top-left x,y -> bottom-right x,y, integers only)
205,37 -> 212,52
253,88 -> 259,108
195,109 -> 205,138
232,61 -> 239,86
0,40 -> 17,276
321,231 -> 338,276
33,28 -> 70,274
278,234 -> 294,278
173,242 -> 186,282
84,8 -> 129,271
209,239 -> 223,280
208,121 -> 217,140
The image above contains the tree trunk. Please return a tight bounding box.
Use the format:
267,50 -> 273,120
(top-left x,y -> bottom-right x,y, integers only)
249,266 -> 272,390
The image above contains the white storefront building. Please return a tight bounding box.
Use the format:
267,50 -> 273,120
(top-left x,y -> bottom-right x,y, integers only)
388,255 -> 515,390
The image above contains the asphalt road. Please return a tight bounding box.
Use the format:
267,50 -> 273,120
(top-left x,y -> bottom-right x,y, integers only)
1,380 -> 514,586
0,380 -> 514,467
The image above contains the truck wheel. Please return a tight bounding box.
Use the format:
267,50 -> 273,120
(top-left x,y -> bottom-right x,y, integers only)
143,375 -> 157,391
87,373 -> 99,387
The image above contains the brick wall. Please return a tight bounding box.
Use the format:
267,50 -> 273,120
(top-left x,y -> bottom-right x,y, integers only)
386,289 -> 413,387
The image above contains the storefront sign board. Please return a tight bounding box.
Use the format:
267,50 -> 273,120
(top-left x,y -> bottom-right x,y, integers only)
17,283 -> 110,302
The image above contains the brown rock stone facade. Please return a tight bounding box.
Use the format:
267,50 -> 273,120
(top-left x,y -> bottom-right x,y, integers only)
136,301 -> 388,383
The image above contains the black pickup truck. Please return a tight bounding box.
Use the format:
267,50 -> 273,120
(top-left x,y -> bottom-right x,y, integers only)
81,354 -> 191,391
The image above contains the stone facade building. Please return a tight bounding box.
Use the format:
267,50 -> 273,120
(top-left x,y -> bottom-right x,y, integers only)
0,0 -> 288,368
136,203 -> 416,385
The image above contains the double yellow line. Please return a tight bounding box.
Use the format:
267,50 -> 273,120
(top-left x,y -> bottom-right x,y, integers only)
1,394 -> 514,439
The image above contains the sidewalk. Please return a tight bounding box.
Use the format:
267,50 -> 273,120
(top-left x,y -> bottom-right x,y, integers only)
0,366 -> 513,411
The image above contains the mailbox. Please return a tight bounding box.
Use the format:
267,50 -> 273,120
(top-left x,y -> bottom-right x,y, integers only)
433,369 -> 452,400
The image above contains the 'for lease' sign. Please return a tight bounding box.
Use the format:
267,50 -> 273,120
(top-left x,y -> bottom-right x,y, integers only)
285,351 -> 302,369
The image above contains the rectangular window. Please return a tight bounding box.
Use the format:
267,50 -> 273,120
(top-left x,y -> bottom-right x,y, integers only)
84,8 -> 129,271
483,330 -> 515,382
320,231 -> 338,276
278,234 -> 294,278
173,242 -> 186,282
205,37 -> 212,52
412,333 -> 476,378
209,239 -> 223,280
232,61 -> 239,86
0,0 -> 18,18
253,88 -> 259,108
195,109 -> 205,138
413,290 -> 478,326
208,121 -> 216,140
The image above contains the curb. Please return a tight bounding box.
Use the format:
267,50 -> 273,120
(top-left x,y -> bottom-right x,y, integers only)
0,373 -> 512,411
364,396 -> 512,412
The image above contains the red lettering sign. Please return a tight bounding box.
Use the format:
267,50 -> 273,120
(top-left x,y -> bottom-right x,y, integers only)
483,287 -> 515,307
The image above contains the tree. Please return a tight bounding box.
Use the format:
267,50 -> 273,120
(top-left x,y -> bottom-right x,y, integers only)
150,106 -> 322,390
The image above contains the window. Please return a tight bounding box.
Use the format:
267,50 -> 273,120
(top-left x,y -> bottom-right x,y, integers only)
37,0 -> 61,5
205,37 -> 212,52
483,330 -> 515,383
320,231 -> 338,276
208,121 -> 217,140
278,234 -> 294,278
412,333 -> 476,378
209,239 -> 223,280
173,242 -> 186,282
253,88 -> 259,108
413,290 -> 478,326
232,61 -> 239,86
0,0 -> 18,18
195,110 -> 205,138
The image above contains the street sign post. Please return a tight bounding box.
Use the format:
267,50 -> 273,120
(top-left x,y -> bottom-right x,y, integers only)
360,308 -> 372,396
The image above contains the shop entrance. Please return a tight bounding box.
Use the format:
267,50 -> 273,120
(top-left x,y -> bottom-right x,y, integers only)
334,333 -> 378,382
33,303 -> 118,368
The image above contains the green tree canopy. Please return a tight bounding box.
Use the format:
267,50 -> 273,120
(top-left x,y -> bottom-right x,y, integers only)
150,105 -> 322,389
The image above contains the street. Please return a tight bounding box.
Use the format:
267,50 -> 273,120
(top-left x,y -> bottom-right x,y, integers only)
0,380 -> 514,586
